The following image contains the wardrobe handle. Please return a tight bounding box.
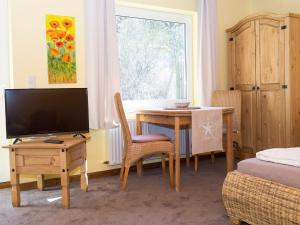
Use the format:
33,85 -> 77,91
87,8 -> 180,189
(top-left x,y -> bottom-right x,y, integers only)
252,86 -> 256,90
256,86 -> 260,90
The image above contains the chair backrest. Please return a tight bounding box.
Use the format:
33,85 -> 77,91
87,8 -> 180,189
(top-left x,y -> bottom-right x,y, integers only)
212,90 -> 241,131
114,93 -> 132,146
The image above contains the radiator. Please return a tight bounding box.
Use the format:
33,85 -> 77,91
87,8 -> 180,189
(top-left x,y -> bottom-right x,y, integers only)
107,119 -> 191,165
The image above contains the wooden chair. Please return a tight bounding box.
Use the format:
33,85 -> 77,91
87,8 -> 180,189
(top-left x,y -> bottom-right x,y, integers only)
114,93 -> 174,190
212,90 -> 242,158
194,90 -> 242,172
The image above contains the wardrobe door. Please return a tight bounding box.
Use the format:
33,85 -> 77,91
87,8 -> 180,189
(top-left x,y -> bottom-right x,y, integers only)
289,17 -> 300,147
231,21 -> 257,154
256,18 -> 286,150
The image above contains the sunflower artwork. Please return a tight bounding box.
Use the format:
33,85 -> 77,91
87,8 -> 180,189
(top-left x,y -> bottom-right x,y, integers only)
46,15 -> 77,84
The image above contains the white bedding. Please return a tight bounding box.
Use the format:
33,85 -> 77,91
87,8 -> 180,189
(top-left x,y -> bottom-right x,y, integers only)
256,147 -> 300,167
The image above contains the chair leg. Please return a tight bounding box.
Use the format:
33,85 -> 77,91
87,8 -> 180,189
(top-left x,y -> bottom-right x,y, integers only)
137,159 -> 143,176
211,151 -> 215,163
229,216 -> 241,225
120,156 -> 126,181
194,155 -> 198,172
169,154 -> 174,189
122,166 -> 130,190
161,154 -> 166,177
185,128 -> 190,167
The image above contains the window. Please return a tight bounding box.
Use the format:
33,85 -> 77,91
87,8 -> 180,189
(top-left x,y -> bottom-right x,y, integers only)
116,6 -> 193,111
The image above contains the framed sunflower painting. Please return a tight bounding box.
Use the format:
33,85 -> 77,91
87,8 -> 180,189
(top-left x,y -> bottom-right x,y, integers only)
46,15 -> 77,84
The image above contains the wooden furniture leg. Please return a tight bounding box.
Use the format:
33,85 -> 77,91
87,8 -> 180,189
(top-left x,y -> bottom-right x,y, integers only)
175,117 -> 181,192
10,148 -> 20,207
136,115 -> 143,176
120,145 -> 129,181
80,143 -> 88,192
185,127 -> 190,167
226,113 -> 234,172
161,154 -> 166,177
194,155 -> 198,172
169,154 -> 174,188
37,175 -> 45,191
60,149 -> 70,209
11,174 -> 20,207
122,166 -> 130,190
135,114 -> 142,135
120,156 -> 125,181
211,152 -> 215,163
137,160 -> 143,176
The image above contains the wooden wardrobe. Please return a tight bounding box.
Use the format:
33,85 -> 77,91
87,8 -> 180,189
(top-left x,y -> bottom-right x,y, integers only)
227,12 -> 300,155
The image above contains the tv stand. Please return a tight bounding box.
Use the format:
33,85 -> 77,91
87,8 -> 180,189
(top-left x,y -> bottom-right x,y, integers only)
73,133 -> 86,139
13,138 -> 22,145
3,138 -> 88,208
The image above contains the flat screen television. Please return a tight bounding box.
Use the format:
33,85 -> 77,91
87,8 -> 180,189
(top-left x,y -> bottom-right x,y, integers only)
4,88 -> 89,139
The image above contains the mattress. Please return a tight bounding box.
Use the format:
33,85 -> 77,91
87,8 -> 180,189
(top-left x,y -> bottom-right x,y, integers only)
237,158 -> 300,189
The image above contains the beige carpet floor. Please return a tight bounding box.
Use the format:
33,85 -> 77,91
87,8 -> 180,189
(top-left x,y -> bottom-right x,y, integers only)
0,158 -> 241,225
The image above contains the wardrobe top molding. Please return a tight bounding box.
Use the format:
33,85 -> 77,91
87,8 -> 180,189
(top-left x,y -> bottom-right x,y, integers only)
226,12 -> 300,33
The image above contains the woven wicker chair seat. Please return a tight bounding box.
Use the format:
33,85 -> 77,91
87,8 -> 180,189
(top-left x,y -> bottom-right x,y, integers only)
126,141 -> 174,167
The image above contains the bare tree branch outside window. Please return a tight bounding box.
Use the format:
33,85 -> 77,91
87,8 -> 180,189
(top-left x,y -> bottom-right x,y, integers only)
116,16 -> 187,101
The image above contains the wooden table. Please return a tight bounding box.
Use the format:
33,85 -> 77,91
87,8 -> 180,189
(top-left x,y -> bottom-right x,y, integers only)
136,107 -> 234,192
3,138 -> 88,208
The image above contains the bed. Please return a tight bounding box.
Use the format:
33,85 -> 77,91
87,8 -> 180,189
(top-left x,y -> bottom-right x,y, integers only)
222,158 -> 300,225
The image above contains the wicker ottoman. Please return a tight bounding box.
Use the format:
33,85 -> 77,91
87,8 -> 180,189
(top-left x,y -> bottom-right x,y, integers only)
222,171 -> 300,225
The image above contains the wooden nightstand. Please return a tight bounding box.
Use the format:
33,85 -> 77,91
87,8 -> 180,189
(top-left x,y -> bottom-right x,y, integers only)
3,138 -> 88,208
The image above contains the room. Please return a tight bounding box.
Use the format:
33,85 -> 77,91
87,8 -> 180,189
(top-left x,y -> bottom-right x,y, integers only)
1,0 -> 300,224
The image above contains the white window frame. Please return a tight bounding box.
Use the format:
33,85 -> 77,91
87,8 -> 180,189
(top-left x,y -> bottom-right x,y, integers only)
116,6 -> 193,112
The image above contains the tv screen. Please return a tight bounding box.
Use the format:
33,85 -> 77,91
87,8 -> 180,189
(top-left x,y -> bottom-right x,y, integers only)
4,88 -> 89,138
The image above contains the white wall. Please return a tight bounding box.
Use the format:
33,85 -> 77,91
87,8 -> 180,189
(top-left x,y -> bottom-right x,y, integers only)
217,0 -> 252,89
251,0 -> 300,14
0,0 -> 11,182
10,0 -> 86,88
0,0 -> 258,183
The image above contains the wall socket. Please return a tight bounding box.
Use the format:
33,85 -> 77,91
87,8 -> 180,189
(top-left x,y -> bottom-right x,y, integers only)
27,75 -> 36,88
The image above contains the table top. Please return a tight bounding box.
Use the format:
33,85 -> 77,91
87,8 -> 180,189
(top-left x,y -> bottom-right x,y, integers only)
2,137 -> 87,149
137,107 -> 234,117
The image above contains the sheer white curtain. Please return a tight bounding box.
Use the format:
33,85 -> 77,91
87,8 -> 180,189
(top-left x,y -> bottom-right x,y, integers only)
0,0 -> 11,182
197,0 -> 219,105
85,0 -> 121,129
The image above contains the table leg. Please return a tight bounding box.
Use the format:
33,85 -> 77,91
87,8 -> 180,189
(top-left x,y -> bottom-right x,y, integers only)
136,114 -> 142,135
10,149 -> 20,207
161,154 -> 166,177
175,117 -> 181,192
136,114 -> 143,176
194,155 -> 199,173
80,143 -> 88,192
226,113 -> 234,172
137,160 -> 143,176
11,174 -> 20,207
185,127 -> 190,168
37,175 -> 44,191
60,149 -> 70,209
